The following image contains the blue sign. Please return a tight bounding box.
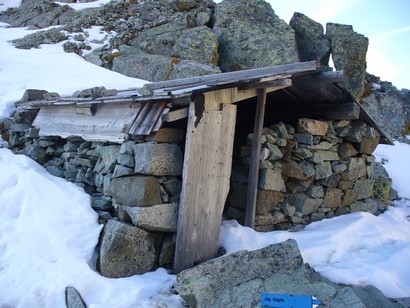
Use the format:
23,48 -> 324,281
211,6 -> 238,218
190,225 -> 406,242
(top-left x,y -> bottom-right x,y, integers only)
261,293 -> 321,308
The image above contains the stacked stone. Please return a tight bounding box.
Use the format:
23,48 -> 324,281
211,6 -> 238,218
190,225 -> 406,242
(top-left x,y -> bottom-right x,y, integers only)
4,110 -> 184,277
228,118 -> 386,232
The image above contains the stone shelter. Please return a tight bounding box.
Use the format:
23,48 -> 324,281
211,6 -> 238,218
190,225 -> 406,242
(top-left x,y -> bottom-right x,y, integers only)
13,60 -> 393,275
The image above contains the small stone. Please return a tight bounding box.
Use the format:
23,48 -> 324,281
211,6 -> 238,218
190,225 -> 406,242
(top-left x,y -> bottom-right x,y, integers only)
338,142 -> 358,159
292,148 -> 313,159
314,161 -> 333,180
113,165 -> 134,178
322,188 -> 342,208
293,133 -> 313,145
307,185 -> 324,198
349,199 -> 378,214
266,143 -> 283,161
352,179 -> 375,201
287,194 -> 323,215
297,118 -> 329,136
258,169 -> 286,192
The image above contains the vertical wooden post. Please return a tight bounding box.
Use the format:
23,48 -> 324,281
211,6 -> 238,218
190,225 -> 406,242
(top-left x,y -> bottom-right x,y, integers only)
245,87 -> 267,228
174,97 -> 237,273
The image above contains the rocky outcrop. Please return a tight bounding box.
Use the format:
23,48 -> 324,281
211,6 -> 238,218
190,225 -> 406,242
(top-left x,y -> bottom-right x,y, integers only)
213,0 -> 299,71
290,12 -> 330,68
0,0 -> 79,29
175,239 -> 401,307
327,23 -> 369,100
361,76 -> 409,141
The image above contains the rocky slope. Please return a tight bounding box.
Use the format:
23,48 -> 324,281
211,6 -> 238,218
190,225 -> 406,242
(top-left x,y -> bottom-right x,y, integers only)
1,0 -> 408,139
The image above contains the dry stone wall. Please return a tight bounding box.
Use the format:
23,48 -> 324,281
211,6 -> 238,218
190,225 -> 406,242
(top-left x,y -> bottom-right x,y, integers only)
3,109 -> 183,276
227,118 -> 395,232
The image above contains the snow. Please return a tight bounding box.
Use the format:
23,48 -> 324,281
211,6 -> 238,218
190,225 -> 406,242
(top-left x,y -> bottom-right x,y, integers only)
0,23 -> 146,119
0,3 -> 409,306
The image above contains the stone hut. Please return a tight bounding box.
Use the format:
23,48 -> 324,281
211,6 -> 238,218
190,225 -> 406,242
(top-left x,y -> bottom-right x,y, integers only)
8,60 -> 393,276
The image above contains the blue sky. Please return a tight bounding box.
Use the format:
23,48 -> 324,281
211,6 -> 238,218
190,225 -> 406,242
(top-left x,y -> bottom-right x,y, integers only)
269,0 -> 410,90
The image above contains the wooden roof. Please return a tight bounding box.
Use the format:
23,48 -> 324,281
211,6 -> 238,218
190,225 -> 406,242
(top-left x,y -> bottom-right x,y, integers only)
21,60 -> 392,144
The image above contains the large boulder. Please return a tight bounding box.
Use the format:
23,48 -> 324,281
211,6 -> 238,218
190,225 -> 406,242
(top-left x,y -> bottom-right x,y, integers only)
175,239 -> 400,307
289,12 -> 331,68
326,23 -> 369,100
213,0 -> 299,72
360,81 -> 408,140
107,175 -> 162,206
99,220 -> 156,278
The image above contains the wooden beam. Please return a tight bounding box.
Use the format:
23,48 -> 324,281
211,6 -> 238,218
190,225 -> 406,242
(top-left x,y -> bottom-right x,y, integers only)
265,101 -> 360,121
142,61 -> 318,95
245,88 -> 267,228
203,88 -> 237,110
174,102 -> 237,273
162,107 -> 189,122
75,103 -> 97,116
292,70 -> 346,85
235,78 -> 292,102
32,103 -> 142,143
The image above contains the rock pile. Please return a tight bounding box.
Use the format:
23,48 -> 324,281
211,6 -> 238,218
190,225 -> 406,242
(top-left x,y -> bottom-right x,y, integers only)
227,118 -> 396,231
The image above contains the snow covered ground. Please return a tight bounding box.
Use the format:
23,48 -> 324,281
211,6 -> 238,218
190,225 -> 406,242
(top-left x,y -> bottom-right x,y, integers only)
0,1 -> 409,307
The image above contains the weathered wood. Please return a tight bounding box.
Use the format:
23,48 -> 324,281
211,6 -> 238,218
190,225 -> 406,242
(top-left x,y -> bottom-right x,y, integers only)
162,107 -> 189,122
245,88 -> 267,228
33,102 -> 142,143
292,70 -> 345,85
235,78 -> 292,102
128,101 -> 168,136
174,102 -> 237,273
203,88 -> 237,110
75,103 -> 98,116
142,61 -> 318,95
265,102 -> 360,121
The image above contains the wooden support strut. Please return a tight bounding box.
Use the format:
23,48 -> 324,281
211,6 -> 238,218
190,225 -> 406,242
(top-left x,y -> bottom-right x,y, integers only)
245,87 -> 267,228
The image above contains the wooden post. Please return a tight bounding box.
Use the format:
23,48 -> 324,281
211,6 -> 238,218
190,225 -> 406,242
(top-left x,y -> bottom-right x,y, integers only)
245,88 -> 267,228
174,98 -> 237,273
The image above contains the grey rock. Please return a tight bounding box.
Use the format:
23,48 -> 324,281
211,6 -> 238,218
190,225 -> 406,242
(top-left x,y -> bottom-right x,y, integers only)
352,179 -> 375,201
98,144 -> 120,174
310,150 -> 340,164
258,169 -> 286,192
169,60 -> 221,79
255,211 -> 288,226
213,0 -> 299,72
332,163 -> 347,175
91,197 -> 112,211
125,203 -> 179,232
314,161 -> 333,180
72,86 -> 117,98
290,12 -> 331,68
0,0 -> 79,29
282,160 -> 308,180
99,220 -> 156,278
159,236 -> 176,268
266,143 -> 283,161
344,120 -> 368,143
107,176 -> 162,206
13,108 -> 39,125
119,141 -> 135,155
65,287 -> 86,308
116,153 -> 135,168
176,239 -> 396,307
22,142 -> 47,164
134,143 -> 183,176
338,142 -> 358,159
293,133 -> 314,145
327,23 -> 368,100
12,28 -> 67,49
113,165 -> 134,178
287,194 -> 322,215
175,239 -> 303,307
162,0 -> 198,11
349,199 -> 378,214
161,177 -> 182,197
173,26 -> 218,65
341,157 -> 366,180
307,185 -> 324,198
111,47 -> 174,82
322,188 -> 343,208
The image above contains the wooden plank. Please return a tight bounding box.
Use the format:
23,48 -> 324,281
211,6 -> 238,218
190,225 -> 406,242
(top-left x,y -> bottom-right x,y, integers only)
174,102 -> 237,273
32,102 -> 142,143
75,103 -> 97,116
235,78 -> 292,102
292,70 -> 345,85
203,88 -> 237,110
128,101 -> 168,136
142,61 -> 318,95
265,102 -> 360,121
245,88 -> 267,228
162,107 -> 189,122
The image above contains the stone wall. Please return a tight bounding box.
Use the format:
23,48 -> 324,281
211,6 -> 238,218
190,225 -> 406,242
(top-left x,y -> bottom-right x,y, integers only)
3,108 -> 184,277
2,109 -> 396,276
227,118 -> 396,232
